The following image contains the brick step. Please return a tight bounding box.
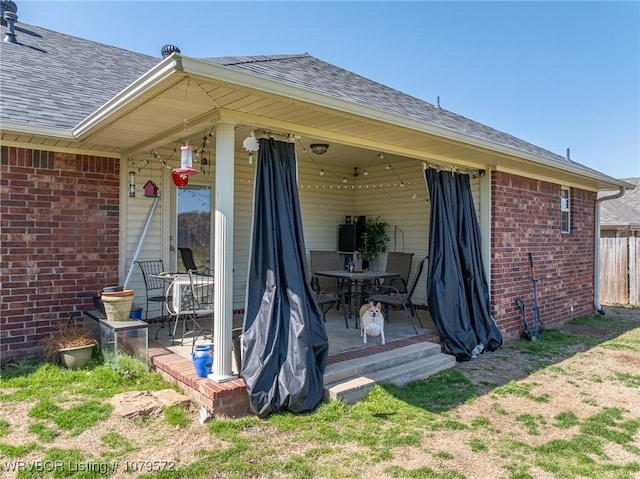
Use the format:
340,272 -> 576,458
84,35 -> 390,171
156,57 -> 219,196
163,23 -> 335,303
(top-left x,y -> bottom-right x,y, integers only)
324,343 -> 456,405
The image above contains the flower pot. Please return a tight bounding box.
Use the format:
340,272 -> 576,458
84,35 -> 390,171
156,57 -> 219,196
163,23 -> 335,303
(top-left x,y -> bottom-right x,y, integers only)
101,294 -> 134,321
59,344 -> 95,369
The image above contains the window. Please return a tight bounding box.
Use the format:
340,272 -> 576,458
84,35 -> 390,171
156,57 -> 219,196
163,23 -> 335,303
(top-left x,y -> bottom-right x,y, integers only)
561,186 -> 570,233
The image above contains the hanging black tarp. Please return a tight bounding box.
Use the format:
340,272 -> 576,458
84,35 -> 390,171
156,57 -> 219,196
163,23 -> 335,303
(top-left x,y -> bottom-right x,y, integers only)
241,138 -> 329,417
425,167 -> 502,361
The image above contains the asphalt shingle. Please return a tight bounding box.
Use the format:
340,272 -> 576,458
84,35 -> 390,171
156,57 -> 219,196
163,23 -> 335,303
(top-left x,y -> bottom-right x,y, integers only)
0,23 -> 617,178
600,178 -> 640,226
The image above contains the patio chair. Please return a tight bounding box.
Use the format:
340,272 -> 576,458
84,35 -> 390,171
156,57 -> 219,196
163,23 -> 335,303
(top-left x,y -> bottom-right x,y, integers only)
367,256 -> 427,335
166,270 -> 214,345
361,251 -> 414,299
310,250 -> 349,326
178,247 -> 209,274
383,252 -> 414,293
134,259 -> 168,327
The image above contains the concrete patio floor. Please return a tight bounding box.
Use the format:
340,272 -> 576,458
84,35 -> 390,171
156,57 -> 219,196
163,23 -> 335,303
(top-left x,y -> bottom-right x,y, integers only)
146,304 -> 442,416
150,304 -> 439,373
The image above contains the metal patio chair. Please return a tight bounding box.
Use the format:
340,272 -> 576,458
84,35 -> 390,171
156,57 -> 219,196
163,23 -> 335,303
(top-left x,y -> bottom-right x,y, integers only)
134,259 -> 168,326
368,256 -> 427,335
361,251 -> 414,300
166,270 -> 214,345
178,247 -> 209,274
310,250 -> 349,327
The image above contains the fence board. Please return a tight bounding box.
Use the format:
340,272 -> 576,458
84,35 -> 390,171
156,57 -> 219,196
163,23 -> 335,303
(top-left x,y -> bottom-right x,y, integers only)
600,236 -> 639,306
630,237 -> 639,306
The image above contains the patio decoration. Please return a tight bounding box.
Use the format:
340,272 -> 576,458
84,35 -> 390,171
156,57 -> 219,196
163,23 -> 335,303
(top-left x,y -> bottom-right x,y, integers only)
171,80 -> 200,187
196,128 -> 214,175
43,321 -> 98,369
143,180 -> 159,197
360,217 -> 389,264
243,129 -> 260,165
128,171 -> 136,197
101,290 -> 135,322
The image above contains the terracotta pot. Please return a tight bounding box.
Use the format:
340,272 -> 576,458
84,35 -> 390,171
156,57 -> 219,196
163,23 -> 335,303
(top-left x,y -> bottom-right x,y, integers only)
101,290 -> 134,297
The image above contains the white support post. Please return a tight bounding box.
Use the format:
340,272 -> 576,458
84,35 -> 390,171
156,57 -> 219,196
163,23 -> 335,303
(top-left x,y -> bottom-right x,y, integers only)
209,121 -> 236,382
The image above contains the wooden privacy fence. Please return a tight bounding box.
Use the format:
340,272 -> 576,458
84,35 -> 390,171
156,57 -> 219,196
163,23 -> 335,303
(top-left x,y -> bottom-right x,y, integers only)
600,236 -> 639,306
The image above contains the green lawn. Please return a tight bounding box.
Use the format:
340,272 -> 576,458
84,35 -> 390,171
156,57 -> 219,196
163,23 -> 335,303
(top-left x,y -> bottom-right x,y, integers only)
1,310 -> 639,478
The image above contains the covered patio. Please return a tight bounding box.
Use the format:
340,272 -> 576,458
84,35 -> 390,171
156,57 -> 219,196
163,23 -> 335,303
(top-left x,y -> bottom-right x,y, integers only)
93,53 -> 495,387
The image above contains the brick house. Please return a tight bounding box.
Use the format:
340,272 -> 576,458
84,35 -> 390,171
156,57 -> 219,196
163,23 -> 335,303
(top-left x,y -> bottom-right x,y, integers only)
1,7 -> 634,369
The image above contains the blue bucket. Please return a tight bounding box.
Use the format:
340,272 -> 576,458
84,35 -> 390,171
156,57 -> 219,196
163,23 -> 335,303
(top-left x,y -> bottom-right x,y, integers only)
192,344 -> 213,378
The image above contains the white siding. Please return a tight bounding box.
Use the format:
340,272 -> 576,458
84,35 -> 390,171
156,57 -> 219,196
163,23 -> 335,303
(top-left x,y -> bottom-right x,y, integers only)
123,160 -> 168,318
122,151 -> 482,317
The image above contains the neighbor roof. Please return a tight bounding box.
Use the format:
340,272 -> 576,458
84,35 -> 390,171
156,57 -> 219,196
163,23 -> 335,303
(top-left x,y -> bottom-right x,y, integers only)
600,178 -> 640,228
0,21 -> 627,187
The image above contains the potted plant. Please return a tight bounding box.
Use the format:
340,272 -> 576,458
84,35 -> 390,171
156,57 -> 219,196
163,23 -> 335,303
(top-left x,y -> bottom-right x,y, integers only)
360,217 -> 390,268
43,322 -> 99,370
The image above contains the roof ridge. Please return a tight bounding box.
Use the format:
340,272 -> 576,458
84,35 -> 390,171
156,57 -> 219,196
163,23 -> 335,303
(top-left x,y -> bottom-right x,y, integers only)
218,53 -> 311,67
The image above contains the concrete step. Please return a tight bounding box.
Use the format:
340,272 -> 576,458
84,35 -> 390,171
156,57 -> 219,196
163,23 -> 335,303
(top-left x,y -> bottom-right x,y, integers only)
324,342 -> 456,405
324,341 -> 442,384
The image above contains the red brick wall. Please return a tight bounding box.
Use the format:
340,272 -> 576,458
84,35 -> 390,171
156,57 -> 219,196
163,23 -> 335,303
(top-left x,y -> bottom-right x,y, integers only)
491,171 -> 596,340
0,146 -> 120,363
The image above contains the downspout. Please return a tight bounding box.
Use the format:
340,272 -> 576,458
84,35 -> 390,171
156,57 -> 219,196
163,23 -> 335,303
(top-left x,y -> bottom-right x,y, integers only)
594,186 -> 626,315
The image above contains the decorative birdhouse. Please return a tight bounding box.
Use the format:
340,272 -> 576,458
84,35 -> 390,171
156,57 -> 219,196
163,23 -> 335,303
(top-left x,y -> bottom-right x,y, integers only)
143,180 -> 159,198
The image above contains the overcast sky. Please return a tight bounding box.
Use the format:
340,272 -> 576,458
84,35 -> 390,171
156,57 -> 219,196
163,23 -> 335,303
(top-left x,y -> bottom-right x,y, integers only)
15,1 -> 640,179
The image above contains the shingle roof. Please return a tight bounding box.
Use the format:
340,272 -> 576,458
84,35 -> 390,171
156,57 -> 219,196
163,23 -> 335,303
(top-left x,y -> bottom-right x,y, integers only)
202,54 -> 592,170
0,23 -> 158,129
600,178 -> 640,227
0,23 -> 611,178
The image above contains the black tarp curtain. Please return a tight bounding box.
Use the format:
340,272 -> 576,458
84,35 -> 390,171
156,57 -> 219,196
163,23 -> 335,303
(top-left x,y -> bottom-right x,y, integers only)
425,167 -> 502,361
241,138 -> 329,417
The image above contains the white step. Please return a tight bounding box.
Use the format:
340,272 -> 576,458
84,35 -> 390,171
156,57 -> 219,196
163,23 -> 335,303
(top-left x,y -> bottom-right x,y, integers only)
324,342 -> 456,405
324,341 -> 442,384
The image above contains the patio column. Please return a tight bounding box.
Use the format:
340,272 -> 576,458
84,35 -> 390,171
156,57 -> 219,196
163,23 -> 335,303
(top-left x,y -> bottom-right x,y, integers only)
210,120 -> 235,382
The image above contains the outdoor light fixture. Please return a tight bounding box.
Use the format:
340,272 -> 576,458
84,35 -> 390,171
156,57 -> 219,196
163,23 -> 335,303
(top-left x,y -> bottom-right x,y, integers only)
319,169 -> 325,176
128,171 -> 136,197
310,143 -> 329,155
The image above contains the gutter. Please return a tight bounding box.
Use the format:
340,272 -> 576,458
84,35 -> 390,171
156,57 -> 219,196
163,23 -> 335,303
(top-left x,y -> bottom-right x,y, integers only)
72,54 -> 184,138
594,186 -> 628,315
0,121 -> 74,139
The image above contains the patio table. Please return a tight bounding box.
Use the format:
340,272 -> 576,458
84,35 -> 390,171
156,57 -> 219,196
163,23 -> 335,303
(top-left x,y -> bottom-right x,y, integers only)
313,270 -> 399,320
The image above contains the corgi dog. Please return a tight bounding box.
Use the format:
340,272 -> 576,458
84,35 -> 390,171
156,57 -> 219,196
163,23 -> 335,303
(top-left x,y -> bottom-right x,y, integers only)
359,301 -> 385,345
